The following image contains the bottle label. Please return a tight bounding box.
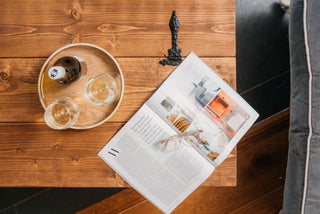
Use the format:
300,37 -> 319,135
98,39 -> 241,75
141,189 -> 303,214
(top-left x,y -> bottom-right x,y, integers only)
48,56 -> 85,84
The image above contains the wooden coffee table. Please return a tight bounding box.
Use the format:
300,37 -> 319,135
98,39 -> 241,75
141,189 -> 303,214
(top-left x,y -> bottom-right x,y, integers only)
0,0 -> 236,187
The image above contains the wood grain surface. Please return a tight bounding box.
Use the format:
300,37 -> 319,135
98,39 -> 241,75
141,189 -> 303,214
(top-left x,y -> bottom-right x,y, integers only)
0,0 -> 235,58
0,57 -> 235,123
0,0 -> 236,188
0,122 -> 235,187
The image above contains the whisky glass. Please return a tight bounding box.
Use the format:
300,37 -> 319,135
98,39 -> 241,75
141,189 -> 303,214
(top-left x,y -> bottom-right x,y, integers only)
44,97 -> 79,130
84,74 -> 116,105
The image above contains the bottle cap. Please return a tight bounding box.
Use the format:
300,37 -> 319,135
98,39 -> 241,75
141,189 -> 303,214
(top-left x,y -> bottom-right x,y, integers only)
48,66 -> 66,80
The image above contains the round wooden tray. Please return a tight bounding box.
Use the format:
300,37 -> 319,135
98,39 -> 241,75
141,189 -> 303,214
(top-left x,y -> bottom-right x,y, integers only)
38,43 -> 124,129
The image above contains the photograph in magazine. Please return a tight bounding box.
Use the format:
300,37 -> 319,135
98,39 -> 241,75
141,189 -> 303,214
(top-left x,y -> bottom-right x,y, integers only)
147,60 -> 251,163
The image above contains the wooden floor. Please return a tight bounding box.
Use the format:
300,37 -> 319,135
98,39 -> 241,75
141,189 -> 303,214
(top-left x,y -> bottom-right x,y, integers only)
77,109 -> 290,214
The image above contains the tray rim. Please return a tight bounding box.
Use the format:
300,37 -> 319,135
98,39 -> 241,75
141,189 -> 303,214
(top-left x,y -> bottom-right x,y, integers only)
38,43 -> 125,129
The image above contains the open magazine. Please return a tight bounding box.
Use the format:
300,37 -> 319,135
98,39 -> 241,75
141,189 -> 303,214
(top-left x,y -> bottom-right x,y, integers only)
98,52 -> 259,213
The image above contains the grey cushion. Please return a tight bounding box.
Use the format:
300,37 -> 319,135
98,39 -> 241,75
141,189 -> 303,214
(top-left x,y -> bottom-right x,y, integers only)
283,0 -> 320,213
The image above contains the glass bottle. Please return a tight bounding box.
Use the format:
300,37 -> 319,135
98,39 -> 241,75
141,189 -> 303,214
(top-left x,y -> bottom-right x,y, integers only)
48,56 -> 87,83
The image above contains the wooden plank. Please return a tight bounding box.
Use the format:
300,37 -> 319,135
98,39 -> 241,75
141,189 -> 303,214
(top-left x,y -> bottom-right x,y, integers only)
0,122 -> 127,187
0,57 -> 236,123
0,122 -> 236,187
76,188 -> 146,214
77,109 -> 289,213
238,108 -> 289,153
119,200 -> 161,214
229,186 -> 284,214
0,0 -> 235,57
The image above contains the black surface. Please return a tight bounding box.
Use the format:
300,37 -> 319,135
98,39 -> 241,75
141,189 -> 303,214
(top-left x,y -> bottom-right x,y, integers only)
241,71 -> 290,123
236,0 -> 290,121
1,208 -> 16,214
9,188 -> 123,214
236,0 -> 290,93
0,188 -> 45,211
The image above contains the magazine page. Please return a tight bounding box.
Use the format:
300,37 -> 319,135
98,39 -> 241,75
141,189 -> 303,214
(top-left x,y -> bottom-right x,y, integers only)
146,52 -> 259,167
98,104 -> 214,214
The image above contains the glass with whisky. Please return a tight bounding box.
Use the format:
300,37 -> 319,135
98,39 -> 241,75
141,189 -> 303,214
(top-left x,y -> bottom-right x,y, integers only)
84,74 -> 117,105
44,97 -> 79,130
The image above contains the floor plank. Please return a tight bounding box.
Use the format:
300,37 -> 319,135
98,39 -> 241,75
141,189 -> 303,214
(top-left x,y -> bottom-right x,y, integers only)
238,108 -> 289,153
76,188 -> 146,214
10,188 -> 124,214
0,188 -> 47,212
229,186 -> 284,214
